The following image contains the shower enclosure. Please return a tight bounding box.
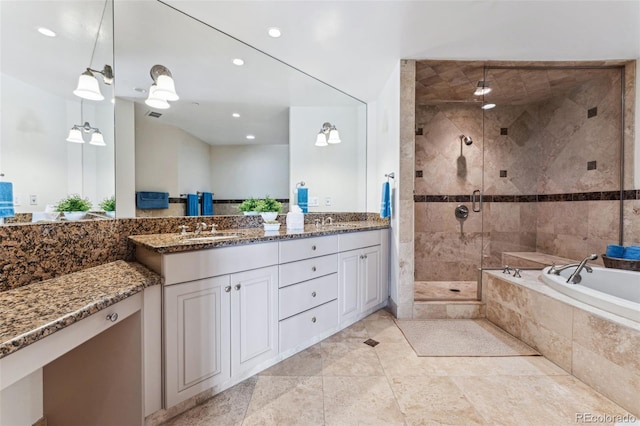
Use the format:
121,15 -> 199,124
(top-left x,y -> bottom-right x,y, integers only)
414,61 -> 625,302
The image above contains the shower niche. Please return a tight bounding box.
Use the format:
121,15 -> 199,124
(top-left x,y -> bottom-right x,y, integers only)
413,61 -> 627,302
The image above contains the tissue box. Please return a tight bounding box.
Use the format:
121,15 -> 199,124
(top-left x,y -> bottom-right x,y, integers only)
286,211 -> 304,230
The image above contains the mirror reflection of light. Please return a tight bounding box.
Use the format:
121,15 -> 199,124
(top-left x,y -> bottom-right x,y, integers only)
481,103 -> 496,110
246,134 -> 255,140
232,113 -> 240,118
233,58 -> 245,66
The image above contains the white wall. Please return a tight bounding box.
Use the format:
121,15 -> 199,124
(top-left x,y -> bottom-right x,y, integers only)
135,108 -> 211,196
368,63 -> 401,308
115,99 -> 136,217
289,106 -> 366,212
210,144 -> 288,199
0,73 -> 114,213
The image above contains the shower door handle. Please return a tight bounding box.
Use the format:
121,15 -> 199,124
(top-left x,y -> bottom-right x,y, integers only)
472,190 -> 482,212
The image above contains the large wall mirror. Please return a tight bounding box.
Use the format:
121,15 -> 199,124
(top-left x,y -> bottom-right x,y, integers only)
1,0 -> 115,222
1,0 -> 367,224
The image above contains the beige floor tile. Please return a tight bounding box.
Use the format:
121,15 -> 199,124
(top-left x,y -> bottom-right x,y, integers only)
323,321 -> 369,343
363,308 -> 395,321
389,376 -> 486,425
437,355 -> 569,377
321,339 -> 385,376
242,376 -> 324,426
259,344 -> 322,377
164,377 -> 256,426
323,376 -> 405,425
364,319 -> 408,344
376,342 -> 448,377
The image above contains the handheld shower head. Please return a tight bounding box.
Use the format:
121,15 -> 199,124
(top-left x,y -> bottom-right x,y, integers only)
461,135 -> 473,146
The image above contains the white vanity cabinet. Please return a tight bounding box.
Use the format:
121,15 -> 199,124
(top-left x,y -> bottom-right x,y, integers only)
278,235 -> 340,353
337,230 -> 387,327
159,243 -> 279,408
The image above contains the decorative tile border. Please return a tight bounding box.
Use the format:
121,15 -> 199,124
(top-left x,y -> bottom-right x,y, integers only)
168,198 -> 290,204
414,190 -> 639,203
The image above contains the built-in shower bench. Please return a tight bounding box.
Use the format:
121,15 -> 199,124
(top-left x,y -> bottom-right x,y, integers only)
501,252 -> 577,269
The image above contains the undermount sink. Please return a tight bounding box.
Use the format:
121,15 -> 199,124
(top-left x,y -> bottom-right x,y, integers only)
328,223 -> 360,228
181,234 -> 240,243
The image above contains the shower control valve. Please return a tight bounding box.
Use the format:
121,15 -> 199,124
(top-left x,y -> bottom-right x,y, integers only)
502,265 -> 512,275
513,269 -> 522,278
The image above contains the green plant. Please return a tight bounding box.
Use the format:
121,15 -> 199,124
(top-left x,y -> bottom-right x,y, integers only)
55,194 -> 92,212
237,197 -> 260,212
99,196 -> 116,212
255,195 -> 282,213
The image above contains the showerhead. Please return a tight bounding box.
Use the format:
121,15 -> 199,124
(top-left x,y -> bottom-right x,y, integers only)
461,135 -> 473,146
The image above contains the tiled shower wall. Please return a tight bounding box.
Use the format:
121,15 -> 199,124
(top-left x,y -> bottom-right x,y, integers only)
415,67 -> 627,282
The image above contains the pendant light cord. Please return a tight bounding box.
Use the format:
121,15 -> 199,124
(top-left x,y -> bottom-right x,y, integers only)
87,0 -> 109,68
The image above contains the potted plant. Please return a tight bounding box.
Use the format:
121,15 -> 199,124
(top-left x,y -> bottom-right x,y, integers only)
238,197 -> 260,215
256,195 -> 282,222
55,194 -> 92,221
99,196 -> 116,218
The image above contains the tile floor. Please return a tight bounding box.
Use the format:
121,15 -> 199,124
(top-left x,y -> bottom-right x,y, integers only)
163,309 -> 633,425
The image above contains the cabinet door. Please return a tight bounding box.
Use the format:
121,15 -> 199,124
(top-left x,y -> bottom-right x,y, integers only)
164,276 -> 231,408
360,246 -> 381,313
231,266 -> 279,376
338,249 -> 360,325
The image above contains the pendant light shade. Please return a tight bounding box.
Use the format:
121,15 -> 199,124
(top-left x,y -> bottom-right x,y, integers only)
327,128 -> 341,144
89,130 -> 106,146
315,132 -> 328,147
73,70 -> 104,101
154,74 -> 179,101
145,84 -> 170,109
66,127 -> 85,143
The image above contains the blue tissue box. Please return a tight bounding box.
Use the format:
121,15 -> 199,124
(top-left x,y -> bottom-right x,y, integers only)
136,191 -> 169,209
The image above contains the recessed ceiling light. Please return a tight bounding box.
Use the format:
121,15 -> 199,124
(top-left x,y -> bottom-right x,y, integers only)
232,113 -> 240,118
232,58 -> 244,66
37,27 -> 57,37
268,27 -> 282,38
481,103 -> 496,110
246,134 -> 255,140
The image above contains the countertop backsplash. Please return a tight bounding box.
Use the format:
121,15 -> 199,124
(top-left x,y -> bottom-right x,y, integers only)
0,213 -> 388,291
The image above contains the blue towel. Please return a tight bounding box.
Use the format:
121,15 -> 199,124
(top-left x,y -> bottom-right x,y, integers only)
201,192 -> 213,215
623,246 -> 640,260
0,182 -> 15,218
606,245 -> 625,258
186,194 -> 199,216
380,181 -> 391,218
297,187 -> 308,213
136,191 -> 169,209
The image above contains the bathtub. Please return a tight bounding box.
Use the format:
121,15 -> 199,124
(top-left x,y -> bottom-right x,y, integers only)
540,266 -> 640,322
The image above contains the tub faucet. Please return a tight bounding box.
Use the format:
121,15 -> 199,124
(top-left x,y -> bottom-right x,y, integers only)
548,262 -> 593,276
566,254 -> 598,284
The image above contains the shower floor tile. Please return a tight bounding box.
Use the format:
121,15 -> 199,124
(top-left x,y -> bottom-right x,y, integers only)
414,280 -> 478,300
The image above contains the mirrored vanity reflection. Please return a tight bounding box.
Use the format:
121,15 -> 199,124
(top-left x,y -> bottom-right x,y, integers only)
1,0 -> 367,224
0,0 -> 115,223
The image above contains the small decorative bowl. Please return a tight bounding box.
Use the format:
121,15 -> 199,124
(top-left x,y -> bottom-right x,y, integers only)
601,255 -> 640,272
260,212 -> 278,221
63,211 -> 87,221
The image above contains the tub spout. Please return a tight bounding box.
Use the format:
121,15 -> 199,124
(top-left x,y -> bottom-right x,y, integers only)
566,254 -> 598,284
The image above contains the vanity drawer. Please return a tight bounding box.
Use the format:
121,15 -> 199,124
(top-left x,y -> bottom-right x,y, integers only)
338,230 -> 381,252
279,300 -> 338,353
279,274 -> 338,320
279,254 -> 337,288
279,235 -> 338,263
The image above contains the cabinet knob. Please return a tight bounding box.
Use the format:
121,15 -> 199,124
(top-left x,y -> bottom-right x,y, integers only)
311,316 -> 317,323
106,313 -> 118,322
311,291 -> 317,297
224,286 -> 231,293
364,254 -> 368,259
235,284 -> 241,291
360,255 -> 364,259
311,245 -> 317,251
311,266 -> 317,272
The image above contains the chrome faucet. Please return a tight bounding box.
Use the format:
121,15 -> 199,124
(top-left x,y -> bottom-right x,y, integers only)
322,217 -> 333,226
548,262 -> 593,276
565,254 -> 598,284
194,222 -> 207,235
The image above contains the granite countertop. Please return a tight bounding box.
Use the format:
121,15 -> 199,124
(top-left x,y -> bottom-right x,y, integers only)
0,260 -> 162,359
128,220 -> 389,254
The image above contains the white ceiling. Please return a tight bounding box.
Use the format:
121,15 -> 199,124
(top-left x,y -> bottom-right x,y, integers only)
165,0 -> 640,102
